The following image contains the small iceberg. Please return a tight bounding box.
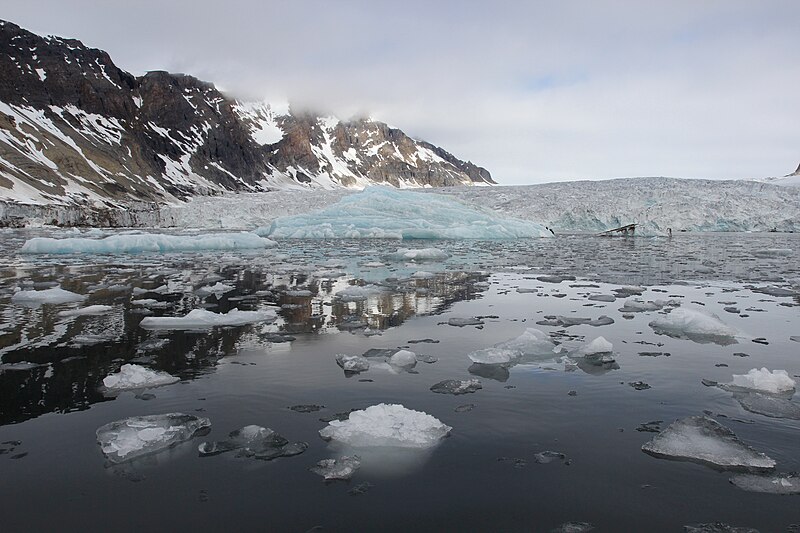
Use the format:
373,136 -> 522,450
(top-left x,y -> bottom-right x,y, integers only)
387,248 -> 449,261
310,455 -> 361,480
467,327 -> 557,366
58,304 -> 113,317
730,472 -> 800,494
727,368 -> 796,394
102,364 -> 179,391
641,415 -> 775,471
139,308 -> 276,330
319,403 -> 451,449
96,413 -> 211,464
388,349 -> 417,370
21,232 -> 275,254
195,282 -> 234,297
260,186 -> 551,239
649,307 -> 739,344
11,287 -> 86,305
335,353 -> 370,374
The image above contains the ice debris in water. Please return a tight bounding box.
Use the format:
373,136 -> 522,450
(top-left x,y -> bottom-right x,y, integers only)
729,472 -> 800,494
260,186 -> 551,239
731,391 -> 800,420
727,368 -> 796,394
195,282 -> 234,297
310,455 -> 361,480
388,247 -> 449,261
430,379 -> 482,395
618,299 -> 678,313
319,403 -> 452,448
96,413 -> 211,464
641,416 -> 775,471
20,232 -> 275,254
198,425 -> 307,460
468,327 -> 557,366
335,353 -> 370,374
335,284 -> 387,302
683,523 -> 760,533
139,308 -> 276,330
448,317 -> 484,327
536,315 -> 614,327
57,304 -> 113,317
550,523 -> 595,533
102,364 -> 179,391
11,287 -> 86,304
388,349 -> 417,369
649,307 -> 738,342
577,336 -> 613,356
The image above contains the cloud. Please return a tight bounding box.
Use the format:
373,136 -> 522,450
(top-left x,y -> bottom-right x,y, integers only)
3,0 -> 799,183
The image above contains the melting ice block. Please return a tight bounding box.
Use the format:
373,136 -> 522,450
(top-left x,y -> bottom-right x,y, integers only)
261,186 -> 551,239
21,232 -> 275,254
641,415 -> 775,471
96,413 -> 211,464
58,304 -> 113,317
11,287 -> 86,304
319,403 -> 452,448
310,455 -> 361,480
388,349 -> 417,369
577,336 -> 613,356
649,307 -> 738,343
198,425 -> 307,460
467,328 -> 556,365
388,247 -> 449,261
102,364 -> 179,391
728,368 -> 796,394
139,308 -> 276,330
335,353 -> 370,374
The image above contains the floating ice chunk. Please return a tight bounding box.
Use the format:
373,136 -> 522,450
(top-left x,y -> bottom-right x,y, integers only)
649,307 -> 738,343
310,455 -> 361,480
21,232 -> 275,254
497,327 -> 556,360
196,282 -> 234,297
467,347 -> 519,365
752,248 -> 792,258
102,364 -> 179,391
12,287 -> 86,304
577,336 -> 613,356
430,379 -> 482,395
139,308 -> 276,330
448,317 -> 484,327
728,368 -> 796,394
618,299 -> 678,313
730,472 -> 800,494
732,391 -> 800,420
683,523 -> 760,533
335,353 -> 370,373
389,349 -> 417,369
335,284 -> 387,302
319,403 -> 452,448
550,522 -> 595,533
57,304 -> 113,317
261,186 -> 551,239
536,315 -> 614,327
96,413 -> 211,464
198,425 -> 306,460
388,247 -> 449,261
641,415 -> 775,471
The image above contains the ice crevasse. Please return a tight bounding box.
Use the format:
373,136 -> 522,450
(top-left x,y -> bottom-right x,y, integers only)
258,186 -> 552,239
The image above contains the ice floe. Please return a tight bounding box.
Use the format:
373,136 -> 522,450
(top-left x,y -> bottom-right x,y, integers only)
388,247 -> 449,261
641,415 -> 775,471
198,425 -> 307,460
430,379 -> 483,395
96,413 -> 211,464
467,328 -> 557,366
649,307 -> 739,344
57,304 -> 113,317
11,287 -> 86,304
260,186 -> 551,239
139,308 -> 276,330
310,455 -> 361,480
102,364 -> 179,391
21,232 -> 275,254
727,368 -> 796,394
318,403 -> 452,448
335,353 -> 370,374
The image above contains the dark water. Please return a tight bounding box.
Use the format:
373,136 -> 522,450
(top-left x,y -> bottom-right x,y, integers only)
0,230 -> 798,532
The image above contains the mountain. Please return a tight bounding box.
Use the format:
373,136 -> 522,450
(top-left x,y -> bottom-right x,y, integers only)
0,20 -> 493,210
752,163 -> 800,187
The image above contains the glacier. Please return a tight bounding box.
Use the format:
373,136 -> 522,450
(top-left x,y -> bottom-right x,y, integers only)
20,232 -> 275,254
258,186 -> 551,239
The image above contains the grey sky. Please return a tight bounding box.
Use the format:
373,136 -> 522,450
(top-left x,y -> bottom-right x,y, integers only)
4,1 -> 799,184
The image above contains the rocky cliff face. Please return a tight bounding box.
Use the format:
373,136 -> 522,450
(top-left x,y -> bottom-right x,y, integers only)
0,20 -> 493,209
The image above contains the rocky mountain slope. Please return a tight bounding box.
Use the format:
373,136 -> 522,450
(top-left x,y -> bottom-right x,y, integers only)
0,19 -> 493,210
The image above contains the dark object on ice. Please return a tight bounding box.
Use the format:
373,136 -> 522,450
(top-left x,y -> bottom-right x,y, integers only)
407,338 -> 439,344
752,338 -> 769,345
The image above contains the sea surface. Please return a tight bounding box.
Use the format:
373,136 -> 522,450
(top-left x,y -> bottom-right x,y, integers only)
0,230 -> 798,532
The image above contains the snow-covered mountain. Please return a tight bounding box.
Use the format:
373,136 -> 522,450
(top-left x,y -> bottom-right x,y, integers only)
753,163 -> 800,187
0,20 -> 493,210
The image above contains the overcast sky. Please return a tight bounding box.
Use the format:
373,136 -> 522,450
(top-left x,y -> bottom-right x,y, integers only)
4,1 -> 799,184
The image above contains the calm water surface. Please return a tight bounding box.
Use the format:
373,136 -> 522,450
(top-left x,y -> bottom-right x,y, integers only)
0,230 -> 798,532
